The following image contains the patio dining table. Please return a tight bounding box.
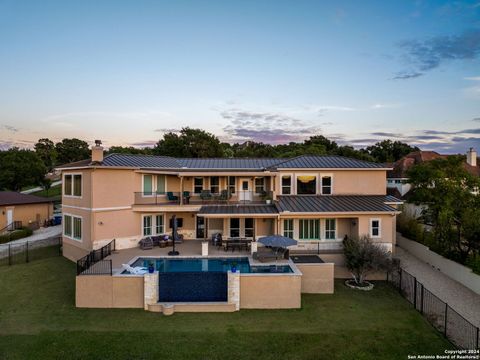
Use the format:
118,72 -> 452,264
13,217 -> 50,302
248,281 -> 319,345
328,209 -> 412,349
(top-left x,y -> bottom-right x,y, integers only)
223,238 -> 251,252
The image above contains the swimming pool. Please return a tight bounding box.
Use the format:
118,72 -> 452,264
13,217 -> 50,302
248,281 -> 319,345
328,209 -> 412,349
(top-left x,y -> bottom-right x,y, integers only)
128,257 -> 293,274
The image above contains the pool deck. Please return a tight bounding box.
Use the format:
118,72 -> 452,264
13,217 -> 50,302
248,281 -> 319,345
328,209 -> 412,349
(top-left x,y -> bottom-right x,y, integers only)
106,240 -> 290,273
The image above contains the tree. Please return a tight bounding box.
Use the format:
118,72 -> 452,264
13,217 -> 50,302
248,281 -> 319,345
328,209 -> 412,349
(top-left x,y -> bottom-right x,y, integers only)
106,146 -> 153,155
55,138 -> 90,165
34,138 -> 57,171
0,148 -> 47,191
408,156 -> 480,262
40,178 -> 52,197
343,236 -> 392,286
153,128 -> 225,158
364,140 -> 419,163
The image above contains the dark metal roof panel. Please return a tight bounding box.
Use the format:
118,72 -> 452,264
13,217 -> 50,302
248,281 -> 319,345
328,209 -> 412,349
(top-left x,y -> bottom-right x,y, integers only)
0,191 -> 53,206
277,195 -> 397,213
273,155 -> 386,169
198,204 -> 278,215
178,158 -> 280,169
101,154 -> 181,168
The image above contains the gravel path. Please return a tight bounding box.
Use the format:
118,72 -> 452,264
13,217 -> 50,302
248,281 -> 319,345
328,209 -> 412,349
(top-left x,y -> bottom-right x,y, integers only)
395,246 -> 480,328
7,225 -> 62,245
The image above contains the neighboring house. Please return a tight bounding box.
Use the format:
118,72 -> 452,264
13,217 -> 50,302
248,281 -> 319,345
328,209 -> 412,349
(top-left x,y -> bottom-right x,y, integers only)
0,191 -> 54,231
58,142 -> 402,264
387,148 -> 479,197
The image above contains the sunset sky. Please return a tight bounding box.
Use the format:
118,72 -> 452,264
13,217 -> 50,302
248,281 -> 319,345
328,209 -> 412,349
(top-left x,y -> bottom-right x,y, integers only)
0,0 -> 479,153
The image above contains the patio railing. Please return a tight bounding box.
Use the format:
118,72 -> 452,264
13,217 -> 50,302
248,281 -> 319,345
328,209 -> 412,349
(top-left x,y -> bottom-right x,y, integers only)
134,190 -> 273,205
76,239 -> 115,275
388,267 -> 479,350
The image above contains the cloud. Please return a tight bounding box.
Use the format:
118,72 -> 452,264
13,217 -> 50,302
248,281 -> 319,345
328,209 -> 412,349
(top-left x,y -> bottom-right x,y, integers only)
473,117 -> 480,122
220,109 -> 322,144
392,72 -> 423,80
371,132 -> 402,137
465,76 -> 480,81
395,29 -> 480,79
1,124 -> 19,133
154,128 -> 180,133
129,140 -> 158,148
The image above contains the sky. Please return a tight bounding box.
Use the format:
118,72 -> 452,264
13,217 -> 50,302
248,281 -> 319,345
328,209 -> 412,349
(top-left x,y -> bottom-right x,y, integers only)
0,0 -> 479,153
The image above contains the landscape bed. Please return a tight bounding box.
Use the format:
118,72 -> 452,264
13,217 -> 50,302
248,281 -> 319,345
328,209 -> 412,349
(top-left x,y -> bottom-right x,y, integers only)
0,256 -> 453,359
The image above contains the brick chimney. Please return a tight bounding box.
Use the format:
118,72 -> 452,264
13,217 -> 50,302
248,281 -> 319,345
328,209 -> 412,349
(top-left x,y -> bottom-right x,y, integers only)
91,140 -> 104,163
466,147 -> 477,167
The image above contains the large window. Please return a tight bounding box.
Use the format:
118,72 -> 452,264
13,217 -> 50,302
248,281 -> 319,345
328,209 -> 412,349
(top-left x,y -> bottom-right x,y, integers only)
64,174 -> 82,197
143,216 -> 152,236
156,175 -> 166,194
283,219 -> 294,239
194,177 -> 203,194
230,218 -> 240,238
244,218 -> 254,238
281,175 -> 291,194
156,215 -> 164,234
325,219 -> 336,240
210,176 -> 220,194
143,175 -> 153,195
255,177 -> 265,194
228,177 -> 236,194
370,219 -> 381,238
297,175 -> 317,195
64,214 -> 82,241
321,176 -> 332,195
299,219 -> 320,240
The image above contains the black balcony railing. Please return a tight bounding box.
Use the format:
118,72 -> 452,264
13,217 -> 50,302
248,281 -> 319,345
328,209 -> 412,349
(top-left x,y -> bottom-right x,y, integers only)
134,190 -> 273,205
76,239 -> 115,275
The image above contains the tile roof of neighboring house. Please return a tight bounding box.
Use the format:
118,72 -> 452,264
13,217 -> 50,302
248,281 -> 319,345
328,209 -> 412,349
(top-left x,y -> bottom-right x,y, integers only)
386,187 -> 403,199
276,195 -> 400,213
271,155 -> 387,169
58,154 -> 389,171
0,191 -> 52,206
388,151 -> 480,178
198,204 -> 278,215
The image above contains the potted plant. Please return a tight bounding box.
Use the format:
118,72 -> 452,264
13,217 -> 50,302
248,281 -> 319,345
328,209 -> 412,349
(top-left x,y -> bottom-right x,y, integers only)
343,235 -> 392,290
148,261 -> 155,273
230,262 -> 238,273
264,194 -> 273,204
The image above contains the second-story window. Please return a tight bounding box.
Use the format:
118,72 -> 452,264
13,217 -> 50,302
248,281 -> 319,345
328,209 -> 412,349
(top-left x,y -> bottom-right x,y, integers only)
321,176 -> 332,195
229,177 -> 236,194
281,175 -> 291,194
255,177 -> 265,194
210,176 -> 219,194
64,174 -> 82,197
156,175 -> 166,194
194,177 -> 203,194
143,175 -> 153,195
297,175 -> 316,195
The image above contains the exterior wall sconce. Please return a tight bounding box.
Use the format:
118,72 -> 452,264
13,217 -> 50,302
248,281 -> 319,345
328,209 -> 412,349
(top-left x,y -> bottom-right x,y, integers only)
98,221 -> 104,225
351,220 -> 357,226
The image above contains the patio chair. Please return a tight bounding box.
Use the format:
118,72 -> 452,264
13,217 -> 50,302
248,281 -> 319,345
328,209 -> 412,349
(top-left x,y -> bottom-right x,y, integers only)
218,189 -> 230,202
183,191 -> 191,204
167,192 -> 179,201
200,190 -> 212,202
139,237 -> 154,250
151,236 -> 162,247
121,264 -> 148,275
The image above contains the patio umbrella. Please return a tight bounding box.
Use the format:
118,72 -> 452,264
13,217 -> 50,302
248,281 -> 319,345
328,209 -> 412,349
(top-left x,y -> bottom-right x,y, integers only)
258,235 -> 297,248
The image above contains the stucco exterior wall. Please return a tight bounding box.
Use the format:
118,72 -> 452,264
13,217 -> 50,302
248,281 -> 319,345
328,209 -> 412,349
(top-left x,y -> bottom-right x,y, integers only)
239,274 -> 301,309
62,241 -> 90,262
76,275 -> 144,308
62,169 -> 93,209
0,203 -> 53,229
297,263 -> 334,293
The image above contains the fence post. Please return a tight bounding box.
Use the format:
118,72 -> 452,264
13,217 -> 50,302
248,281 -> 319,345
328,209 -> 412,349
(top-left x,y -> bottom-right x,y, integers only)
444,304 -> 448,336
420,284 -> 424,315
8,244 -> 11,266
399,268 -> 402,292
414,277 -> 417,310
26,241 -> 29,263
476,326 -> 479,350
110,260 -> 113,276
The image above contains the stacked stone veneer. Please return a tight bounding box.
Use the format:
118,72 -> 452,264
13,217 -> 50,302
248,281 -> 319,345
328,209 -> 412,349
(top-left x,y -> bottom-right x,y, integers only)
227,271 -> 240,310
144,272 -> 159,310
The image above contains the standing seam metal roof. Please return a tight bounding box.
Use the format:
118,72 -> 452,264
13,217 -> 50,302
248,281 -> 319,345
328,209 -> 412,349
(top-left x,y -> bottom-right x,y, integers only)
276,195 -> 399,213
198,204 -> 279,215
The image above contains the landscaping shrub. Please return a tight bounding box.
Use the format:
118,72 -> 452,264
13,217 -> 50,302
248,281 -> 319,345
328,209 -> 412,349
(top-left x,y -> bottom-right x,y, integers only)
0,227 -> 33,244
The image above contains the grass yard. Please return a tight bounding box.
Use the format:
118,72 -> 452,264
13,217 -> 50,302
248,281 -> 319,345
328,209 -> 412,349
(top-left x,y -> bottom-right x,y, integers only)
0,257 -> 452,360
31,184 -> 62,199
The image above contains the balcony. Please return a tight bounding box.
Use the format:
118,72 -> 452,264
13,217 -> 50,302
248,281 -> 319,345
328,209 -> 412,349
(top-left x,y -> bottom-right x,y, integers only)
134,190 -> 273,206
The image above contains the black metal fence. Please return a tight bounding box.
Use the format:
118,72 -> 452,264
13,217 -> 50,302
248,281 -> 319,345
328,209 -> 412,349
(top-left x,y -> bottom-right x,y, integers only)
0,236 -> 62,267
76,239 -> 115,275
388,268 -> 479,350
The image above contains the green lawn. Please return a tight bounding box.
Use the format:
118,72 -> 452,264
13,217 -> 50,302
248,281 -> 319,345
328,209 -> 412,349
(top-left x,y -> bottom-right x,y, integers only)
0,257 -> 452,360
31,184 -> 62,199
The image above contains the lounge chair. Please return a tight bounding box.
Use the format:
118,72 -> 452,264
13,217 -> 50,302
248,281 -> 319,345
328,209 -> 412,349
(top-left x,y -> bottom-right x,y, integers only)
121,264 -> 148,275
200,190 -> 212,202
167,192 -> 179,201
219,189 -> 230,202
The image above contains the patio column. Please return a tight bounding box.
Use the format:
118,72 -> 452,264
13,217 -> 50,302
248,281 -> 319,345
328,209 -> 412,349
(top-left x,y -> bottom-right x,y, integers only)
179,176 -> 184,205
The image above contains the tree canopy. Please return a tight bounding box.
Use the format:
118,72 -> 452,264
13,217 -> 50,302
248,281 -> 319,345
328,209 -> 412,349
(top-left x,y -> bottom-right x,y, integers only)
363,140 -> 419,163
54,138 -> 90,165
0,148 -> 47,191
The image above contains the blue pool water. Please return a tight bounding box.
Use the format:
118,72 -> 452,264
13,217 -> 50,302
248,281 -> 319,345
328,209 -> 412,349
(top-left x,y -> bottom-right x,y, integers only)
129,257 -> 293,273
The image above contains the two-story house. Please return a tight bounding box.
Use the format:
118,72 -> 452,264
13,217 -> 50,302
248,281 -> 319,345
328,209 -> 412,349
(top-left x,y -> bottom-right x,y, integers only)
59,143 -> 401,269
